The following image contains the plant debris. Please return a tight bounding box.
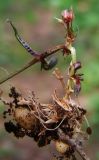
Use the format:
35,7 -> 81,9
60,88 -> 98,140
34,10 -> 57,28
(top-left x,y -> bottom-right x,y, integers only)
0,68 -> 90,160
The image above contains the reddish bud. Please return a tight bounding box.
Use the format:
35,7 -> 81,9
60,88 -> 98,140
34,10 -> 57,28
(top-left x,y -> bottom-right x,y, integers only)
73,61 -> 81,72
61,9 -> 74,23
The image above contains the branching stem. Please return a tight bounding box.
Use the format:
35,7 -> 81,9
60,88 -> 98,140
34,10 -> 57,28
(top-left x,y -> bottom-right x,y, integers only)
0,44 -> 64,85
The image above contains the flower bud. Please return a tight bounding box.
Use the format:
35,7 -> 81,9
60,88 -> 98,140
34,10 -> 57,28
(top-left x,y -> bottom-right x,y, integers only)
61,9 -> 74,23
73,61 -> 81,73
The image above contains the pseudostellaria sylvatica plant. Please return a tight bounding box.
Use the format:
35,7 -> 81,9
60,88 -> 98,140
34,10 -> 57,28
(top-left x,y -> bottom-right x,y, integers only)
0,8 -> 92,160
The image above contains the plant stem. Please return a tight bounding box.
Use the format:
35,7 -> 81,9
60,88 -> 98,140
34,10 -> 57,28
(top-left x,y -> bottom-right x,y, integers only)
0,44 -> 64,85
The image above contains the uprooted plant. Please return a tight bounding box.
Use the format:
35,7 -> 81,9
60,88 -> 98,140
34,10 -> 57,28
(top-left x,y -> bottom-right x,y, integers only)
0,8 -> 92,160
